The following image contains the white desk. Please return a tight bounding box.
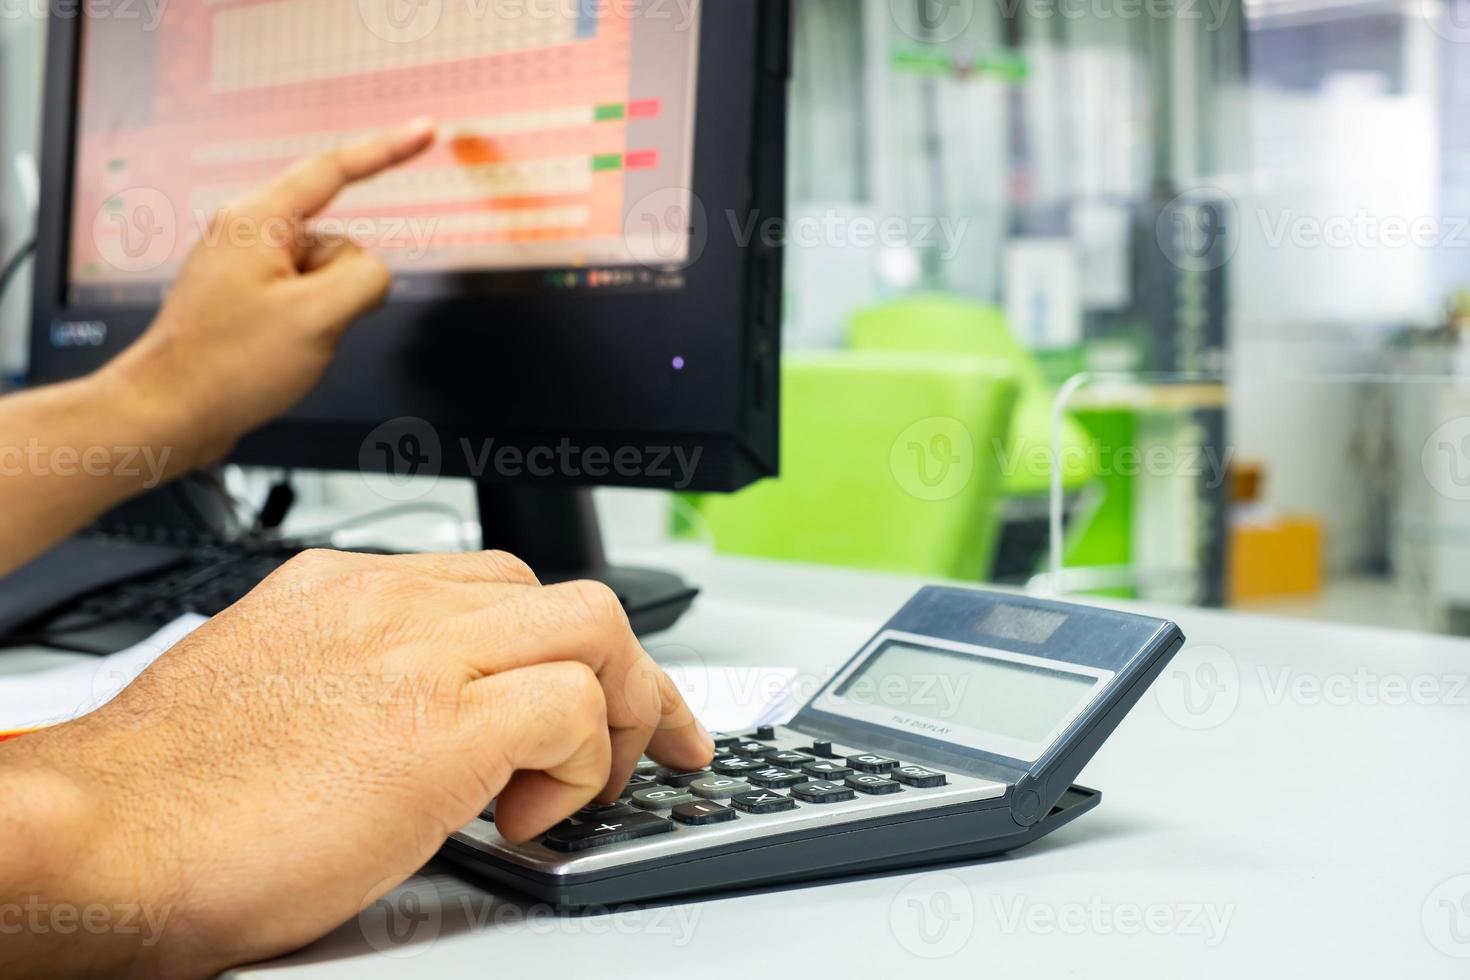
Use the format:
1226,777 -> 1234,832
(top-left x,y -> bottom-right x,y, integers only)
13,545 -> 1470,976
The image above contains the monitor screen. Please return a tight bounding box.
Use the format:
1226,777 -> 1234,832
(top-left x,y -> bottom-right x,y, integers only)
69,0 -> 703,306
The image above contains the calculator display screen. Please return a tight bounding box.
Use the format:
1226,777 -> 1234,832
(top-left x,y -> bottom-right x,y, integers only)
835,641 -> 1100,746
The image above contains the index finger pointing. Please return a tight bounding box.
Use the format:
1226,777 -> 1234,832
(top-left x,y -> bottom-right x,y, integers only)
246,116 -> 436,220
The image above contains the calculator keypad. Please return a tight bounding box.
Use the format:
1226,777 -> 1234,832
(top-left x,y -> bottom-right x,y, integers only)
459,725 -> 1002,872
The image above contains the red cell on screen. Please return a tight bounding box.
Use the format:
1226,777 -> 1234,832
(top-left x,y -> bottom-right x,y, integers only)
627,98 -> 662,119
624,149 -> 659,170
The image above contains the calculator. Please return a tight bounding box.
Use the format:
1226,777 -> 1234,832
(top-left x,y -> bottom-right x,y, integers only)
443,586 -> 1184,908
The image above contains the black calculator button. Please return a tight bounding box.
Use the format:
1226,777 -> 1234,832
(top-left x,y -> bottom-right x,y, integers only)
671,801 -> 739,826
730,789 -> 797,814
754,725 -> 777,740
790,780 -> 855,804
635,759 -> 660,776
891,765 -> 947,788
846,773 -> 902,795
733,741 -> 776,758
655,768 -> 710,788
748,766 -> 806,789
801,761 -> 853,781
710,732 -> 743,749
809,740 -> 836,758
578,802 -> 639,820
690,775 -> 750,799
712,758 -> 766,776
544,811 -> 673,852
764,750 -> 814,768
631,786 -> 696,809
847,754 -> 898,774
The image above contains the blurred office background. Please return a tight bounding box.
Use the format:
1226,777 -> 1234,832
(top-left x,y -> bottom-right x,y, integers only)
6,0 -> 1470,633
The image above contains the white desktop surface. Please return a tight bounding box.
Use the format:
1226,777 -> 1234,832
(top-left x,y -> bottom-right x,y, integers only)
9,544 -> 1469,976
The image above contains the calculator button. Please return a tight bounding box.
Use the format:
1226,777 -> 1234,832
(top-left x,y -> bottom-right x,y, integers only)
790,780 -> 856,804
730,789 -> 797,814
543,811 -> 673,852
690,775 -> 750,799
578,802 -> 639,820
809,740 -> 835,758
754,725 -> 777,740
712,757 -> 766,776
890,765 -> 948,788
764,750 -> 814,768
655,768 -> 710,788
631,786 -> 696,809
710,732 -> 742,749
801,761 -> 853,781
847,754 -> 898,774
635,759 -> 660,776
846,773 -> 902,795
747,766 -> 806,789
671,801 -> 739,826
733,741 -> 776,758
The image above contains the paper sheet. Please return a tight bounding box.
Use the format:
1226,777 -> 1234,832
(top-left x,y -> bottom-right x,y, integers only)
0,614 -> 208,734
0,617 -> 798,737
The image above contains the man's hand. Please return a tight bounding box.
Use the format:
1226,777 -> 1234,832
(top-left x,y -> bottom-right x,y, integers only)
0,550 -> 714,979
109,117 -> 437,463
0,120 -> 435,575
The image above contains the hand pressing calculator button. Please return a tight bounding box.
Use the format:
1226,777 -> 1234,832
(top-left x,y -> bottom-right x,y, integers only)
578,802 -> 638,820
448,586 -> 1184,909
544,812 -> 673,853
730,789 -> 796,814
655,769 -> 709,788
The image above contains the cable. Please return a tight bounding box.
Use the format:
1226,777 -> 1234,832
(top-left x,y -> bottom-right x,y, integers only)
292,502 -> 473,552
0,238 -> 36,306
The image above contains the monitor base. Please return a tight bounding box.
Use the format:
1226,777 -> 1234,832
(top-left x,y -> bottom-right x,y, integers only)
476,484 -> 699,636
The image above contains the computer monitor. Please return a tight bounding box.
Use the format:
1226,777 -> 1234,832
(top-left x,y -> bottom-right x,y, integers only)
29,1 -> 790,628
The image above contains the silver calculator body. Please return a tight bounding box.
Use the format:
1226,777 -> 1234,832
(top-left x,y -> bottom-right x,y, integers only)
442,587 -> 1184,908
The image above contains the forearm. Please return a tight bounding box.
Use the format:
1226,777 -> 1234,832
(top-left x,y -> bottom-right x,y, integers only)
0,356 -> 215,576
0,737 -> 178,979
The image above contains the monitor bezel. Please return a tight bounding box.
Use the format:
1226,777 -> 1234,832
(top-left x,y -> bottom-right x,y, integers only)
29,1 -> 788,493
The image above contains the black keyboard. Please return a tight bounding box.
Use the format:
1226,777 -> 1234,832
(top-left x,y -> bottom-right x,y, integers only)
11,534 -> 383,654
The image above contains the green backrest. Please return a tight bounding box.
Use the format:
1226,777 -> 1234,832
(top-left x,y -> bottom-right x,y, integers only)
692,350 -> 1020,580
848,295 -> 1096,496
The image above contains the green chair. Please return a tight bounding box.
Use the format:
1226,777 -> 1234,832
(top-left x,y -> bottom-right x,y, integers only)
688,350 -> 1019,580
847,295 -> 1096,496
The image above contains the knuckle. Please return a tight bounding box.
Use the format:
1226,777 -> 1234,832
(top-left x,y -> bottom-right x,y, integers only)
563,579 -> 626,629
482,550 -> 537,585
558,662 -> 606,718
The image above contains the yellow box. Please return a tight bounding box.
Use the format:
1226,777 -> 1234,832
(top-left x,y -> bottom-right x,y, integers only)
1229,516 -> 1324,604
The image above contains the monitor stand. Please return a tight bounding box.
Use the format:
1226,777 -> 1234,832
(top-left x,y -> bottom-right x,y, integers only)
475,484 -> 699,636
